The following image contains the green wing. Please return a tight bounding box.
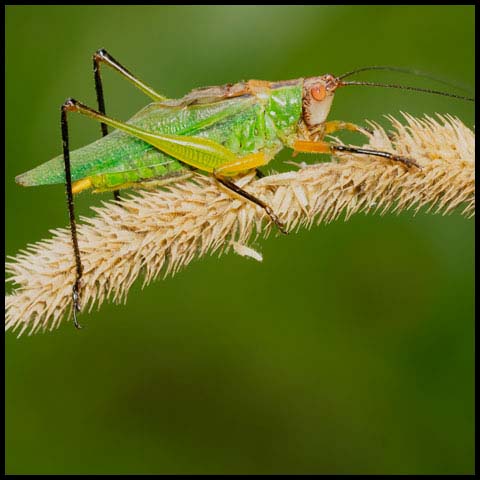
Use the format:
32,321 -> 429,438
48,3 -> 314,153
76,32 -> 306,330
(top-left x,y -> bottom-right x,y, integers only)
16,96 -> 256,188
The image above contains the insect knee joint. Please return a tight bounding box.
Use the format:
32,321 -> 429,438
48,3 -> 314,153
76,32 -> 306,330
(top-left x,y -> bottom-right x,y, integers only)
62,98 -> 79,112
94,48 -> 108,61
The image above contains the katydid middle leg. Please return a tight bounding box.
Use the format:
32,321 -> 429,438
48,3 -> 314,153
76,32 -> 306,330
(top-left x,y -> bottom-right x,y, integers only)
215,175 -> 286,233
92,48 -> 168,201
213,157 -> 287,234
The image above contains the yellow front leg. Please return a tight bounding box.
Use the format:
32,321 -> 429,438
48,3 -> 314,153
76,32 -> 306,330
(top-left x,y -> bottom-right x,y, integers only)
308,120 -> 372,142
323,120 -> 371,136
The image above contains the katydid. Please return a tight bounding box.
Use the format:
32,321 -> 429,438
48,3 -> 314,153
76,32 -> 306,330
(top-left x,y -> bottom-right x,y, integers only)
15,49 -> 474,328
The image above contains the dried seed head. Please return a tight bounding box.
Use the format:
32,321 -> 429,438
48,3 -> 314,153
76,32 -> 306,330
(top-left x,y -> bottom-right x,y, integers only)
5,114 -> 475,336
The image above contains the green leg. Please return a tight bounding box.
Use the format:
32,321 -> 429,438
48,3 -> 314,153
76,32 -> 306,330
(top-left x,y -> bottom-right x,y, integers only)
92,48 -> 168,201
93,48 -> 167,103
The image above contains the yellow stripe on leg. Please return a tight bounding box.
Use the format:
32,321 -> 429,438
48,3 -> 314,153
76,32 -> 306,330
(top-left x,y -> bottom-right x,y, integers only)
72,177 -> 93,194
215,152 -> 268,176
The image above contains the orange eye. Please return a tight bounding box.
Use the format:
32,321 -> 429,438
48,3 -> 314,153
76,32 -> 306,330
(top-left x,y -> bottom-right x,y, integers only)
311,84 -> 326,101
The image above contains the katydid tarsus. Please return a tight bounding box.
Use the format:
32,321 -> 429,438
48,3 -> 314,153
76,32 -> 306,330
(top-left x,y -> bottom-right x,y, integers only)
15,49 -> 474,328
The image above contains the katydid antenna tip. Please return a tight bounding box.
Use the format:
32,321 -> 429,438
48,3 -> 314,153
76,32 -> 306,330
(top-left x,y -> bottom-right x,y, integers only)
339,80 -> 475,102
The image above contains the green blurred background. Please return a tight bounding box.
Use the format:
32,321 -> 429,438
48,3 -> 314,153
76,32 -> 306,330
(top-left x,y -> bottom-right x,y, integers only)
5,5 -> 474,475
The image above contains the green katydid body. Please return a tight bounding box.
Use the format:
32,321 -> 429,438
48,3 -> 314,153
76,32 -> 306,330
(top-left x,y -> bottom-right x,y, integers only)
15,48 -> 468,332
16,79 -> 306,191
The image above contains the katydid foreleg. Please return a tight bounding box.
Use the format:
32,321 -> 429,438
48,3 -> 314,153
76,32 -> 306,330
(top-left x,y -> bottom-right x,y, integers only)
293,140 -> 421,169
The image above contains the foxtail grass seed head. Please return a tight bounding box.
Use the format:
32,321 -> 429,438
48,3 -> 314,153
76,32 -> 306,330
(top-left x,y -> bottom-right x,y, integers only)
6,114 -> 475,336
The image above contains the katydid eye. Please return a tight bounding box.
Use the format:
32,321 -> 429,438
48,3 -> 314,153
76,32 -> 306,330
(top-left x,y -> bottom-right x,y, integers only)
311,84 -> 326,101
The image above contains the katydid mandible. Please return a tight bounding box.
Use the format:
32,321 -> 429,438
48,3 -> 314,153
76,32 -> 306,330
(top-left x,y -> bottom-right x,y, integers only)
15,49 -> 474,329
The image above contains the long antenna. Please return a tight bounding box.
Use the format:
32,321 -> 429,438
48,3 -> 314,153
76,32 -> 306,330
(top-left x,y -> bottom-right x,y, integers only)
339,80 -> 475,102
338,65 -> 473,94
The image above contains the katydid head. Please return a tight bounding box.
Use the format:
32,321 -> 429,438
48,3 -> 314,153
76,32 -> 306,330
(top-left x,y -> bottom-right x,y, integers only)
302,74 -> 340,127
302,68 -> 474,129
